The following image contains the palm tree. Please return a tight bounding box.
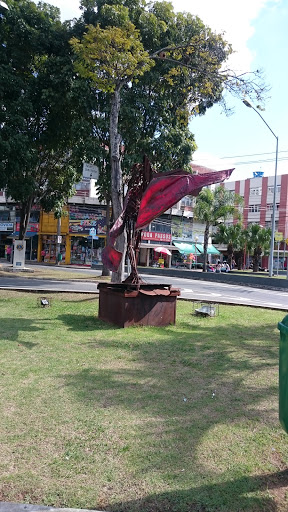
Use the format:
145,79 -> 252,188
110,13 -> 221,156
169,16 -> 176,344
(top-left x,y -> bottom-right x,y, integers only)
244,224 -> 271,272
194,187 -> 243,272
214,222 -> 245,269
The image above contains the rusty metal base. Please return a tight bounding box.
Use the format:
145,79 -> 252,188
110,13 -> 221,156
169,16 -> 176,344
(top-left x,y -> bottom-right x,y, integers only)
97,283 -> 180,328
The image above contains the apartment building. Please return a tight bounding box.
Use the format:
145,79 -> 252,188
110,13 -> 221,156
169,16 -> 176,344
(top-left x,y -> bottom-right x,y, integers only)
221,173 -> 288,267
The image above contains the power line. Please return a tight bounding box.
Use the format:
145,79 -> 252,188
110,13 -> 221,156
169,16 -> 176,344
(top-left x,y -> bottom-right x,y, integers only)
220,150 -> 288,159
233,157 -> 288,166
193,156 -> 288,167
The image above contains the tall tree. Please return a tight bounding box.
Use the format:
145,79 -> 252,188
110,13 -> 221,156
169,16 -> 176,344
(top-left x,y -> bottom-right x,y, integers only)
194,187 -> 243,272
214,222 -> 245,269
244,224 -> 271,272
0,0 -> 92,241
72,0 -> 266,281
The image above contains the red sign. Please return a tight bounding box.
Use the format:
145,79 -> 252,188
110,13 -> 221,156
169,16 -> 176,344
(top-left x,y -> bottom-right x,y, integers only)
15,222 -> 39,232
142,231 -> 171,242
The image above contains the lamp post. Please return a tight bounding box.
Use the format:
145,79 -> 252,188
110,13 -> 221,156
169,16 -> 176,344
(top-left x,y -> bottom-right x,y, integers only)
243,100 -> 279,277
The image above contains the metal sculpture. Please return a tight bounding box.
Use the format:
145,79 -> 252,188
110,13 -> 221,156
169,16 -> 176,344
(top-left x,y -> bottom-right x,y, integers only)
102,156 -> 234,284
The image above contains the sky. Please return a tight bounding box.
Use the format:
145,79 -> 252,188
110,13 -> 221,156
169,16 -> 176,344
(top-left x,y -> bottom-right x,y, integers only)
47,0 -> 288,183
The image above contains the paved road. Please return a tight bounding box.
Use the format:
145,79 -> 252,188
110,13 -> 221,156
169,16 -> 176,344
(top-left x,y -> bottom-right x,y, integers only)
0,264 -> 288,310
142,274 -> 288,310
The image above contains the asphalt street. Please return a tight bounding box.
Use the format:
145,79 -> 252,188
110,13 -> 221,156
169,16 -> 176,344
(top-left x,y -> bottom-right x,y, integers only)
0,264 -> 288,311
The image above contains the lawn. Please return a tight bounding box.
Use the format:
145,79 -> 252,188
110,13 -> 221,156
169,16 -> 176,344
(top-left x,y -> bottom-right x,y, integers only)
0,265 -> 110,281
0,290 -> 287,512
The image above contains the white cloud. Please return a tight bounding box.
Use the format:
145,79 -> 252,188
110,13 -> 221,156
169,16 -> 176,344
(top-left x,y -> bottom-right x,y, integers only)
48,0 -> 81,21
171,0 -> 279,72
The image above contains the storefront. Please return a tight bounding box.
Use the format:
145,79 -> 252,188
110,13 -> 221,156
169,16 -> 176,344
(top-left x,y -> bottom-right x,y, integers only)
39,205 -> 107,265
0,222 -> 14,258
69,205 -> 107,265
139,231 -> 175,267
70,236 -> 105,265
41,234 -> 66,263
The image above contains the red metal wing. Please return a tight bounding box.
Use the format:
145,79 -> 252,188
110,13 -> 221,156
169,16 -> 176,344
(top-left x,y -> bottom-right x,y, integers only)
135,168 -> 234,230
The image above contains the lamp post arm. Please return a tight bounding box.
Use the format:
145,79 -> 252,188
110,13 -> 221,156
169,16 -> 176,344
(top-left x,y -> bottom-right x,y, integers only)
250,106 -> 278,140
269,135 -> 279,277
242,99 -> 278,277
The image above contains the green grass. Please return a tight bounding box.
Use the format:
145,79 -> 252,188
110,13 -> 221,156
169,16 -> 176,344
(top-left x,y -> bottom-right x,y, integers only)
0,290 -> 287,511
0,266 -> 110,281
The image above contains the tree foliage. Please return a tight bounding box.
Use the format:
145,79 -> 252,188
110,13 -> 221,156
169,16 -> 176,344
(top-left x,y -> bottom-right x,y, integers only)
214,222 -> 245,269
244,224 -> 271,272
194,187 -> 243,272
0,0 -> 91,239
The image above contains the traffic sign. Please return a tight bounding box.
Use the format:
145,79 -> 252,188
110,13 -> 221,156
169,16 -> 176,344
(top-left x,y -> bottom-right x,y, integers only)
89,228 -> 97,237
275,231 -> 283,242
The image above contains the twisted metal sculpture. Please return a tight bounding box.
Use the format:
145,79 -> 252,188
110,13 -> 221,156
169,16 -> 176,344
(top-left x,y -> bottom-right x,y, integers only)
102,156 -> 234,285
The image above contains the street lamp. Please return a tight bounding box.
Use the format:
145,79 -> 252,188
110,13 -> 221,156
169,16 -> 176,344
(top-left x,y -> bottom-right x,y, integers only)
0,1 -> 9,11
243,99 -> 279,277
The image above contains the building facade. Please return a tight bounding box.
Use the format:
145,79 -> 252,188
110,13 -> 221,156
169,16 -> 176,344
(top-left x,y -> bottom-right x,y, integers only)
222,172 -> 288,268
0,163 -> 224,267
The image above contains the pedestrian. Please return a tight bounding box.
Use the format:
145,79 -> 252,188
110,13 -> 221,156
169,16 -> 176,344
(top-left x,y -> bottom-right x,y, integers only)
6,245 -> 11,262
41,249 -> 45,262
57,252 -> 63,266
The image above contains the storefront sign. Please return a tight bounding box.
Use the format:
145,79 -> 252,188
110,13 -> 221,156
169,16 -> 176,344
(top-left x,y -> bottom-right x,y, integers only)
171,215 -> 193,240
142,231 -> 171,242
0,222 -> 13,231
69,206 -> 107,235
15,222 -> 39,233
82,162 -> 99,180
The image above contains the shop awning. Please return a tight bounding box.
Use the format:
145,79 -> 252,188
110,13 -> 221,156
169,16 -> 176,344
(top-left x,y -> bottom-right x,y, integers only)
207,245 -> 220,255
8,231 -> 38,239
173,242 -> 220,255
173,242 -> 201,254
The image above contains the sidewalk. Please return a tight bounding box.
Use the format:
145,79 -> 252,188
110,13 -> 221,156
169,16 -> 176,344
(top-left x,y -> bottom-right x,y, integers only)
0,503 -> 103,512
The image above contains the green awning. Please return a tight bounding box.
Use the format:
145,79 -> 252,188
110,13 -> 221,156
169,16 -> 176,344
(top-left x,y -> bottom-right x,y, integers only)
173,241 -> 220,256
173,242 -> 201,254
207,245 -> 220,255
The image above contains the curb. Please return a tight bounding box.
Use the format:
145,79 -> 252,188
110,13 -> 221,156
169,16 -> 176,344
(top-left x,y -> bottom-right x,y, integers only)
0,503 -> 103,512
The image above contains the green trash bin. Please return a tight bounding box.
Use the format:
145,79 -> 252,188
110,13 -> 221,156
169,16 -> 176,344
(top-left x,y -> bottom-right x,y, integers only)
278,315 -> 288,433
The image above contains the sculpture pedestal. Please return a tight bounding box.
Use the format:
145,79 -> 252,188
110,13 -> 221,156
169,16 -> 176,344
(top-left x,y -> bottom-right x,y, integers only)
97,283 -> 180,328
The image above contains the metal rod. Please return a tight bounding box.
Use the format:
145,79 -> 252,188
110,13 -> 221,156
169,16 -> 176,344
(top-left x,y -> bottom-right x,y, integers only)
242,100 -> 278,277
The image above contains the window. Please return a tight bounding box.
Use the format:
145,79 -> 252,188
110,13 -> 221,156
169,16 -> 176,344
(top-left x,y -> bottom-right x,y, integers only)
267,203 -> 279,212
268,185 -> 281,194
180,196 -> 193,207
248,204 -> 260,213
151,215 -> 171,234
250,187 -> 262,196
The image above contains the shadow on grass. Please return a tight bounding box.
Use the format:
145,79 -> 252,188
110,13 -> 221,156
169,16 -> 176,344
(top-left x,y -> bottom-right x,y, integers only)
0,318 -> 46,348
110,469 -> 288,512
57,313 -> 119,331
57,312 -> 283,511
62,296 -> 99,304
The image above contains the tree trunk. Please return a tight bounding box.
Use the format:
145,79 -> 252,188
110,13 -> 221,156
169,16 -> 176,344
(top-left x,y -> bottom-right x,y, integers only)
110,86 -> 125,283
55,215 -> 61,265
203,222 -> 209,272
102,194 -> 111,277
227,243 -> 234,268
19,198 -> 33,240
237,250 -> 244,270
253,247 -> 261,272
